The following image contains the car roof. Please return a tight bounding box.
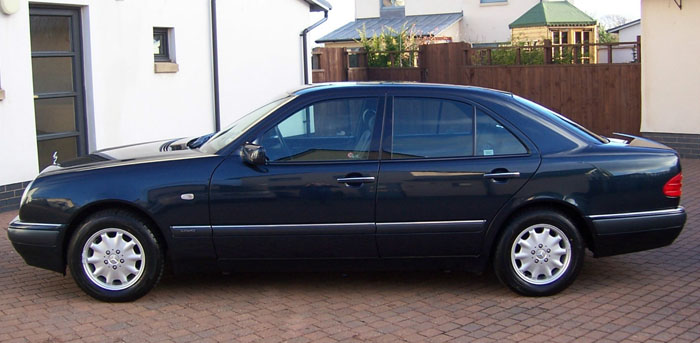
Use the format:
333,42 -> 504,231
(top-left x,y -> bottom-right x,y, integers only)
290,82 -> 514,99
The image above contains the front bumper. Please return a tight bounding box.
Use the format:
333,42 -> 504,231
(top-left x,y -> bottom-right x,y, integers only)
589,207 -> 686,257
7,216 -> 65,273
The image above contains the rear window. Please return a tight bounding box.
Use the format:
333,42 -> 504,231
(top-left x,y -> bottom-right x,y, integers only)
513,95 -> 609,144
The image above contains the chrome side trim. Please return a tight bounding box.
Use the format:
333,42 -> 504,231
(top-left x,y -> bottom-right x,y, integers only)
588,207 -> 685,220
209,220 -> 487,236
9,217 -> 63,230
377,220 -> 486,234
212,222 -> 375,236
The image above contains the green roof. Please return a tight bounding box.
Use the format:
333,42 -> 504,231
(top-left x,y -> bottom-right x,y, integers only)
509,1 -> 597,29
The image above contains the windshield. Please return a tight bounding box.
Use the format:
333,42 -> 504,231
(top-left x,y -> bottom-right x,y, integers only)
514,95 -> 609,144
201,96 -> 294,153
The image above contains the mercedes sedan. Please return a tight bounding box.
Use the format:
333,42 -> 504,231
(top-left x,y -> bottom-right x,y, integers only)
8,83 -> 686,301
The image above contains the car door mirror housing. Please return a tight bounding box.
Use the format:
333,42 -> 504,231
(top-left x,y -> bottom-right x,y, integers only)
241,144 -> 267,165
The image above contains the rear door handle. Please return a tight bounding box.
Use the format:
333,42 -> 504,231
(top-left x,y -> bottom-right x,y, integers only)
483,172 -> 520,179
337,176 -> 376,184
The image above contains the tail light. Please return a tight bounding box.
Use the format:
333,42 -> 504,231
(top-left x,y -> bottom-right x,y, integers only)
663,173 -> 682,197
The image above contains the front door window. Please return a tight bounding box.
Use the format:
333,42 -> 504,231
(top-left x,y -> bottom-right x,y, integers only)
260,98 -> 379,162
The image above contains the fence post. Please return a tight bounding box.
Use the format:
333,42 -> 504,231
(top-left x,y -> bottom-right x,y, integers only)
516,48 -> 521,65
419,45 -> 427,82
636,35 -> 642,63
311,47 -> 324,83
543,39 -> 553,64
607,44 -> 613,64
487,49 -> 492,65
573,44 -> 580,64
464,43 -> 472,66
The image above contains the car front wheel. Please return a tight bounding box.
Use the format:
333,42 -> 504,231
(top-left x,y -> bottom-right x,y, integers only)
67,210 -> 164,302
494,209 -> 584,296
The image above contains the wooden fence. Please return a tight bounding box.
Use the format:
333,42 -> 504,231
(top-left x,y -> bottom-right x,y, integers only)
312,41 -> 641,136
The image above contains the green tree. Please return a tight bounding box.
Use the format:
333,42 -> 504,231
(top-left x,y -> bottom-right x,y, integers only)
598,24 -> 618,44
356,23 -> 422,67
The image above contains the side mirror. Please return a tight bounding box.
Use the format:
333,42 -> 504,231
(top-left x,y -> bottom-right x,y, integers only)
241,144 -> 267,165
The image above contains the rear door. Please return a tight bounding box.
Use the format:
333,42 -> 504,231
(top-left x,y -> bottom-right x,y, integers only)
375,95 -> 540,257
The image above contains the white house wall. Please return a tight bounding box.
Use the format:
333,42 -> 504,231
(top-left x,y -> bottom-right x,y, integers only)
405,0 -> 461,16
0,2 -> 38,184
83,0 -> 215,150
641,0 -> 700,135
0,0 -> 321,187
460,0 -> 539,43
215,0 -> 316,126
356,0 -> 380,19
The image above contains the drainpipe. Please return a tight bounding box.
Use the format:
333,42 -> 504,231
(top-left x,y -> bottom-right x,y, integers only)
211,0 -> 221,131
300,9 -> 328,85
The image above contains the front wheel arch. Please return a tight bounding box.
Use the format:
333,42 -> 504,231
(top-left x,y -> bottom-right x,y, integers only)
67,209 -> 165,301
62,201 -> 168,271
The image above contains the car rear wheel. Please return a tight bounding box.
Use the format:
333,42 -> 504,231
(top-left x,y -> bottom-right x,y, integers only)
494,209 -> 584,296
67,210 -> 163,302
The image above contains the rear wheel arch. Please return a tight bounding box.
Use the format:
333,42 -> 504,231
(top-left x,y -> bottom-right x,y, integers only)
486,200 -> 594,261
63,201 -> 168,266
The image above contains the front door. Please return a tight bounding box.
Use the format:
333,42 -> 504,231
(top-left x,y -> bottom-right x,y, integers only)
29,6 -> 87,170
210,96 -> 384,260
375,96 -> 541,257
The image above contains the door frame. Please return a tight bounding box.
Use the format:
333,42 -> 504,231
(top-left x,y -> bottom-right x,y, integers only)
29,5 -> 88,166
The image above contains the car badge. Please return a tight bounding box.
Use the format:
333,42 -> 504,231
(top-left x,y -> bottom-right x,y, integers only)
52,151 -> 58,165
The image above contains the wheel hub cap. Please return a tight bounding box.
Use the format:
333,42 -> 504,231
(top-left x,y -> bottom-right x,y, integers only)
82,228 -> 145,291
511,223 -> 571,285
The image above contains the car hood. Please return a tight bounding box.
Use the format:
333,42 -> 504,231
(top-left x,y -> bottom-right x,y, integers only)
41,137 -> 208,174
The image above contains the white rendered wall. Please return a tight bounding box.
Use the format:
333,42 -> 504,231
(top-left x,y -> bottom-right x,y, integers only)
641,0 -> 700,134
356,0 -> 380,19
0,2 -> 39,184
79,0 -> 215,150
460,0 -> 539,43
2,0 -> 332,185
215,1 -> 317,126
615,23 -> 640,63
405,0 -> 461,16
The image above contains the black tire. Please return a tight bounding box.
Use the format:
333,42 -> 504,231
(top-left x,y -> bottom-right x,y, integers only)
67,210 -> 164,302
494,209 -> 584,296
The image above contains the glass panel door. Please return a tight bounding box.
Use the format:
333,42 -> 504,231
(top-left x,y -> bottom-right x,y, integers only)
30,6 -> 86,170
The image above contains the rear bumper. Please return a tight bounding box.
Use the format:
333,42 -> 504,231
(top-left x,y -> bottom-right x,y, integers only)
589,207 -> 686,257
7,216 -> 65,273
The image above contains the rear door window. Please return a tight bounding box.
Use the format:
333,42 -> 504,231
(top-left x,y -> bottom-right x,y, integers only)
391,98 -> 474,159
390,97 -> 527,159
476,109 -> 527,156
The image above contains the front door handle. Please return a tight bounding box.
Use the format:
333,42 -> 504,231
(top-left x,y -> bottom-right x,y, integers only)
483,172 -> 520,179
337,176 -> 376,184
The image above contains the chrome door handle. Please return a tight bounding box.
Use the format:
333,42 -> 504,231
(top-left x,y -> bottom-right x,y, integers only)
483,172 -> 520,179
337,176 -> 376,183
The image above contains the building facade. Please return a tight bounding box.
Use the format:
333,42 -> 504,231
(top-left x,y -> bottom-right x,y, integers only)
0,0 -> 331,212
641,0 -> 700,157
318,0 -> 540,47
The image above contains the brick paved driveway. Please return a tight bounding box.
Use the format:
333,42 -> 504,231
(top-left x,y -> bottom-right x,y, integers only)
2,160 -> 700,343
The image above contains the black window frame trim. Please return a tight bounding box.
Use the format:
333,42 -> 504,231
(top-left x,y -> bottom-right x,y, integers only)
383,94 -> 535,162
243,94 -> 388,165
153,27 -> 171,62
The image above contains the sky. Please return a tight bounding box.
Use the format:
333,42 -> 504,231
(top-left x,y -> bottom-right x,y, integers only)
568,0 -> 641,21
